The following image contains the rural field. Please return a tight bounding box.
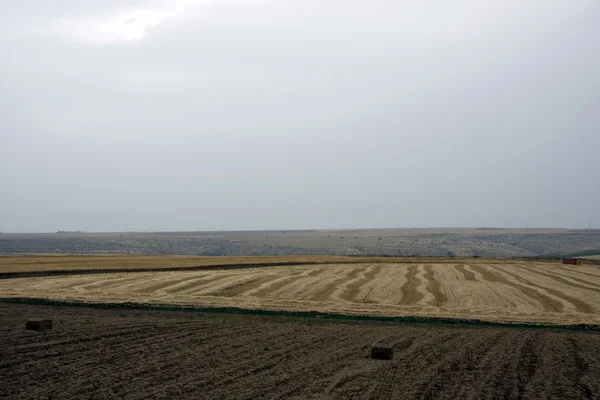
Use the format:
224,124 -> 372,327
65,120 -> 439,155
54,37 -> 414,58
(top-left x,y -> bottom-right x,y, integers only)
2,258 -> 600,325
0,255 -> 376,275
2,256 -> 600,399
1,303 -> 599,400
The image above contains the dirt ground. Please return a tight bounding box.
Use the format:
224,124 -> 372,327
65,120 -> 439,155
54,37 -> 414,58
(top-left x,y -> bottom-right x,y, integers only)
1,303 -> 599,400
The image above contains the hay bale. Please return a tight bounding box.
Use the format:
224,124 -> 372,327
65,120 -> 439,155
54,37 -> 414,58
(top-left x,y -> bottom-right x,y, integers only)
371,343 -> 393,360
26,319 -> 53,331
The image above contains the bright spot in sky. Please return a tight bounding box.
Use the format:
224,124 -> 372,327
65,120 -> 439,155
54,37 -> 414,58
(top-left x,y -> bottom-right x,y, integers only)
56,0 -> 214,43
99,9 -> 168,42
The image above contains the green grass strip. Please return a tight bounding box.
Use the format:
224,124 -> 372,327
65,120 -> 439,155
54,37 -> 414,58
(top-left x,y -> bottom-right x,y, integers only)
1,296 -> 598,332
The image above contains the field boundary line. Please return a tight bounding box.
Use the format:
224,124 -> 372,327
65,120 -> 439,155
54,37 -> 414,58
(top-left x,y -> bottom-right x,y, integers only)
1,296 -> 598,331
0,261 -> 345,279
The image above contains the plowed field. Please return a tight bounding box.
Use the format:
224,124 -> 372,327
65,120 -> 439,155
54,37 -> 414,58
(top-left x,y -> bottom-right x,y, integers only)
2,261 -> 600,325
1,304 -> 599,400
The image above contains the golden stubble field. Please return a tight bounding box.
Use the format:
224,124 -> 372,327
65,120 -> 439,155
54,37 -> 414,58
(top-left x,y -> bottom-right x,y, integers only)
2,258 -> 600,325
0,255 -> 350,273
0,255 -> 450,273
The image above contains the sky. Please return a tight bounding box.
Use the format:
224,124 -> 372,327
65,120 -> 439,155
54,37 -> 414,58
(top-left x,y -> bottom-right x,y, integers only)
1,0 -> 599,233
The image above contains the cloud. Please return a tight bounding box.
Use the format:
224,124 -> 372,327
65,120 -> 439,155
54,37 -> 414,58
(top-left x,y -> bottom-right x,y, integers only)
1,0 -> 598,231
51,0 -> 215,43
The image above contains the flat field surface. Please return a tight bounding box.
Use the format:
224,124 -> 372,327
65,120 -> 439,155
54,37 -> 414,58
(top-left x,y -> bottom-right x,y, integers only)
1,303 -> 599,400
3,261 -> 600,325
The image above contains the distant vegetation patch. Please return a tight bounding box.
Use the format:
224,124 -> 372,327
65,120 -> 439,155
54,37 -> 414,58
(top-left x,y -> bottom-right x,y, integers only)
538,249 -> 600,259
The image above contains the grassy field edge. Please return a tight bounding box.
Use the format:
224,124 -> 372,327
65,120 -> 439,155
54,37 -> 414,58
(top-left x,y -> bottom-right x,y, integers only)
2,296 -> 599,332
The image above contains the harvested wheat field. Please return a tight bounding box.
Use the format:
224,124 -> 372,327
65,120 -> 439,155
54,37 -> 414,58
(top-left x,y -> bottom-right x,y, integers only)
1,303 -> 600,400
2,261 -> 600,325
0,255 -> 377,275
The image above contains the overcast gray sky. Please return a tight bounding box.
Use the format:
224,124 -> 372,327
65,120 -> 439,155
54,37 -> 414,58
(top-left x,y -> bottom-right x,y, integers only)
1,0 -> 599,232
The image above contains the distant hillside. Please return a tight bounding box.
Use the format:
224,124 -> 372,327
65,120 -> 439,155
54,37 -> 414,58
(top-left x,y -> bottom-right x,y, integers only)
1,229 -> 600,258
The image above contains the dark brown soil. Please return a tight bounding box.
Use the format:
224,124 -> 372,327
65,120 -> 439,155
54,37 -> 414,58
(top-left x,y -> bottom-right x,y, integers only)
1,304 -> 599,400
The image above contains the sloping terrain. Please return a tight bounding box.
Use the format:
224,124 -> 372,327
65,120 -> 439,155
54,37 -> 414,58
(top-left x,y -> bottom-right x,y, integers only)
3,261 -> 600,325
2,228 -> 599,257
0,255 -> 391,275
1,304 -> 598,400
